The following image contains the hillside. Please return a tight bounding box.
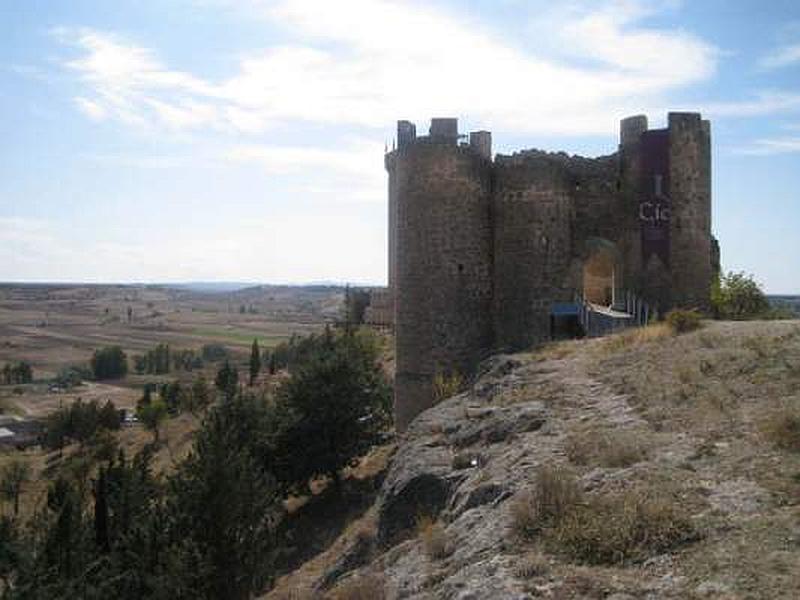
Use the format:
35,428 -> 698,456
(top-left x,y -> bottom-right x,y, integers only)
269,320 -> 800,599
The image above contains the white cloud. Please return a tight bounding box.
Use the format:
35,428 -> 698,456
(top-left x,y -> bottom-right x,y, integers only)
225,138 -> 386,203
734,136 -> 800,156
550,0 -> 716,86
55,0 -> 720,136
704,91 -> 800,118
760,43 -> 800,70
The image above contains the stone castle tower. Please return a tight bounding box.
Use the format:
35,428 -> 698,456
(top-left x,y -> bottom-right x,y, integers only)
385,113 -> 717,431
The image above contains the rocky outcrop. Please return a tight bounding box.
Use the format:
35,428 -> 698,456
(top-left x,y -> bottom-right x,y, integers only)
295,323 -> 800,600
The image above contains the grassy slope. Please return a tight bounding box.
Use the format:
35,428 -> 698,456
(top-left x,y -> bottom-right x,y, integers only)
268,320 -> 800,599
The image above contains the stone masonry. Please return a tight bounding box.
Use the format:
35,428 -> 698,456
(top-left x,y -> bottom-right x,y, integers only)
385,113 -> 718,431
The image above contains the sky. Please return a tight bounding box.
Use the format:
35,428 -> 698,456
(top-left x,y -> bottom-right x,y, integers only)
0,0 -> 799,292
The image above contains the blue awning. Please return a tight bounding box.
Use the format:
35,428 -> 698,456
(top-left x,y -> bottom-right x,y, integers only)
550,303 -> 580,316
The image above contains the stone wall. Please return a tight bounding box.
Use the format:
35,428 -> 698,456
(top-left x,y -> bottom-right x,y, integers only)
492,152 -> 574,351
390,140 -> 493,431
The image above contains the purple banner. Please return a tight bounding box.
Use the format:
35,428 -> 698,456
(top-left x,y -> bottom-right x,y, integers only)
639,129 -> 670,267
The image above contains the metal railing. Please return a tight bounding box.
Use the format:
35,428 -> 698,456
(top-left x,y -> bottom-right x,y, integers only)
573,290 -> 651,336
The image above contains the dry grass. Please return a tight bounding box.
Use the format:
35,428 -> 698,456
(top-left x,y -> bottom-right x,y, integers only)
761,402 -> 800,452
698,331 -> 722,348
416,515 -> 451,560
592,322 -> 800,439
599,323 -> 674,353
549,489 -> 696,565
534,340 -> 581,361
510,466 -> 584,540
433,370 -> 464,404
566,429 -> 648,468
509,465 -> 693,565
329,574 -> 385,600
513,551 -> 549,579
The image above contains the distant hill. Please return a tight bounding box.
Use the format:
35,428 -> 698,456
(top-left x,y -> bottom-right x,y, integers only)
166,282 -> 261,293
768,294 -> 800,316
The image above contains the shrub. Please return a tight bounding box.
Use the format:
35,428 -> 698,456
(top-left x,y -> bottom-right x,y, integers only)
566,430 -> 647,468
510,467 -> 583,540
54,365 -> 90,388
762,403 -> 800,452
417,515 -> 450,560
201,343 -> 228,362
711,271 -> 770,320
550,490 -> 695,565
433,370 -> 463,404
665,309 -> 703,334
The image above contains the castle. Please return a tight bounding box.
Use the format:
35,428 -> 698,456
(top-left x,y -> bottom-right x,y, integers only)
384,113 -> 719,431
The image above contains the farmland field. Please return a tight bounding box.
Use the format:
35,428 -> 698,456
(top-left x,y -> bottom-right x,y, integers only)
0,282 -> 344,418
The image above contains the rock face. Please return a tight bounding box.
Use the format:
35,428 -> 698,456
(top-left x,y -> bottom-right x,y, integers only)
286,322 -> 800,600
365,355 -> 558,598
376,362 -> 548,547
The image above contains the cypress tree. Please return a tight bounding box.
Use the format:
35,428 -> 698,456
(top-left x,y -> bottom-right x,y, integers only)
249,339 -> 261,386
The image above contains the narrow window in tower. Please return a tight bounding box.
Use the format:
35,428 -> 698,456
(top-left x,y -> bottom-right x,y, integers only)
457,263 -> 464,274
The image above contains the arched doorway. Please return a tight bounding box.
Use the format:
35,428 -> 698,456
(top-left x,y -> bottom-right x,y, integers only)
583,238 -> 621,308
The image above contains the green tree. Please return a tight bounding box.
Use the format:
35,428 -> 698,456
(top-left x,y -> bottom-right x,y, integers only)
169,393 -> 280,599
98,400 -> 121,431
138,399 -> 168,444
189,374 -> 211,412
90,346 -> 128,380
214,360 -> 239,400
1,461 -> 31,516
712,271 -> 770,319
159,381 -> 184,415
0,516 -> 22,590
54,366 -> 85,389
343,285 -> 370,329
12,362 -> 33,384
249,339 -> 261,386
273,329 -> 391,494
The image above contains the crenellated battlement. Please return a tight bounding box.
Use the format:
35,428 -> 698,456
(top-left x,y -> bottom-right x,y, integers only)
389,117 -> 493,159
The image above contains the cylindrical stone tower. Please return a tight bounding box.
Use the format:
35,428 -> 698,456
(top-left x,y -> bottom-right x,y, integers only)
668,112 -> 712,310
618,115 -> 649,297
388,119 -> 493,432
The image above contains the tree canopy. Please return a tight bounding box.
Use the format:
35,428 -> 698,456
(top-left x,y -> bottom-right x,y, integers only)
90,347 -> 128,380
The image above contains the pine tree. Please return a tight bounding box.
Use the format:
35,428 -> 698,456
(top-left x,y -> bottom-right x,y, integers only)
169,393 -> 280,599
215,361 -> 238,400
